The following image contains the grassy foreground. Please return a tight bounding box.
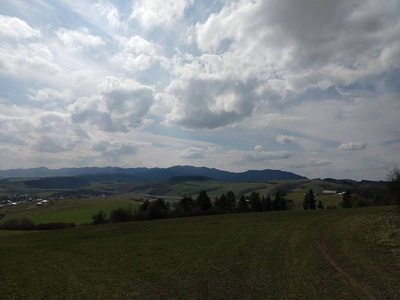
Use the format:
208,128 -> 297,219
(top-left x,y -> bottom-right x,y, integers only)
1,206 -> 400,299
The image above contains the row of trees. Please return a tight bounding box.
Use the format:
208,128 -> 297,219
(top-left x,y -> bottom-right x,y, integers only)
0,217 -> 76,230
302,189 -> 324,210
93,190 -> 289,224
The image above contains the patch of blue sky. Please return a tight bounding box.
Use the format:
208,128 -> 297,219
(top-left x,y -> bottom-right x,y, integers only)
0,76 -> 31,106
185,0 -> 224,24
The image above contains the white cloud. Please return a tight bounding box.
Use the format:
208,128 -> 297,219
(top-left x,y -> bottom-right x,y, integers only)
179,147 -> 206,159
91,139 -> 138,156
242,150 -> 292,162
254,145 -> 263,151
0,42 -> 61,78
276,135 -> 297,144
165,52 -> 262,129
68,77 -> 155,132
194,0 -> 400,95
338,142 -> 367,151
0,15 -> 41,39
111,36 -> 163,72
27,88 -> 73,103
95,2 -> 127,31
131,0 -> 194,29
56,28 -> 105,50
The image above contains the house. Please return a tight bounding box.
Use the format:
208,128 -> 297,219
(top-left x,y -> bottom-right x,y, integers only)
322,190 -> 337,195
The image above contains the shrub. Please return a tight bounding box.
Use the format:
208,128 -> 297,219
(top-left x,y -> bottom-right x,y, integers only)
92,210 -> 107,224
36,223 -> 76,230
19,217 -> 36,230
110,207 -> 134,223
1,218 -> 19,230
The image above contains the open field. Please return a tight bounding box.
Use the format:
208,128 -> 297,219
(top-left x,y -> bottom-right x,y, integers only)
0,178 -> 365,226
1,206 -> 400,299
0,197 -> 139,225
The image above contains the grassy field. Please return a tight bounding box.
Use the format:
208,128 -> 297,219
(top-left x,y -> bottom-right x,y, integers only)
1,206 -> 400,299
0,196 -> 139,225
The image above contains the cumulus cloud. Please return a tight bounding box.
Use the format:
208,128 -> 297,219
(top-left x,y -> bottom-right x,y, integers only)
194,0 -> 400,96
166,78 -> 259,129
242,150 -> 292,162
27,88 -> 73,105
0,42 -> 61,78
338,142 -> 367,151
0,15 -> 41,39
179,147 -> 206,159
111,36 -> 162,72
164,52 -> 262,129
95,2 -> 127,31
56,28 -> 105,50
91,139 -> 137,156
68,77 -> 155,132
131,0 -> 194,29
254,145 -> 263,151
276,135 -> 297,144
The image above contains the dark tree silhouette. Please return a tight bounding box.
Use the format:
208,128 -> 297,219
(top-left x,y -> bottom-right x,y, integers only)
387,165 -> 400,210
341,191 -> 352,208
237,195 -> 249,212
195,190 -> 212,212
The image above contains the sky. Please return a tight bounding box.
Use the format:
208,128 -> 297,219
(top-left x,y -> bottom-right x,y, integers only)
0,0 -> 399,180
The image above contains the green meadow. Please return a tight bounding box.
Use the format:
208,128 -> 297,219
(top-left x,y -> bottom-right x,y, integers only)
1,206 -> 400,299
0,197 -> 139,225
0,178 -> 347,225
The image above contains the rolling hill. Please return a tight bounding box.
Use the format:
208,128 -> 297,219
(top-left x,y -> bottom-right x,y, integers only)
0,165 -> 306,182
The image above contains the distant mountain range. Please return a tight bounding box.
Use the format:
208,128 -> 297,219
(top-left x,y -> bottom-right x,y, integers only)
0,166 -> 307,182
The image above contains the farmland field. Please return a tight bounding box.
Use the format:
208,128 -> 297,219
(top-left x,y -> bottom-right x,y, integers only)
0,178 -> 349,225
1,206 -> 400,299
0,197 -> 139,225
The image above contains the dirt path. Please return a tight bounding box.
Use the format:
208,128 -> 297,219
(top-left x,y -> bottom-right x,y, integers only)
317,235 -> 376,300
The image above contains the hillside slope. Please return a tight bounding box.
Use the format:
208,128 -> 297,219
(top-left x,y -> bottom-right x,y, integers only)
0,165 -> 306,182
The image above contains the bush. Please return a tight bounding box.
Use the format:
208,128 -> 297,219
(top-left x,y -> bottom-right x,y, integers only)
146,199 -> 170,220
1,217 -> 76,230
110,206 -> 134,223
1,218 -> 19,230
19,217 -> 36,230
92,210 -> 107,224
36,223 -> 76,230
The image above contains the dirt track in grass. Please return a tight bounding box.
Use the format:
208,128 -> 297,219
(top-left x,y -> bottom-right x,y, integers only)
317,234 -> 376,300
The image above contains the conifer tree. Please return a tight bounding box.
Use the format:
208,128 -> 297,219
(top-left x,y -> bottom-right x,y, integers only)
308,189 -> 316,209
237,195 -> 249,212
341,191 -> 352,208
262,195 -> 272,211
302,192 -> 309,210
249,191 -> 262,212
302,190 -> 316,210
317,200 -> 324,209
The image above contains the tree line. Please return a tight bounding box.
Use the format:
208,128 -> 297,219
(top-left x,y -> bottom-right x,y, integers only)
0,217 -> 76,230
93,190 -> 290,224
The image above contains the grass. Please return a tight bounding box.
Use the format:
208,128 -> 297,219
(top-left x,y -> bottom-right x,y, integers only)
287,192 -> 342,209
0,196 -> 139,225
1,206 -> 400,299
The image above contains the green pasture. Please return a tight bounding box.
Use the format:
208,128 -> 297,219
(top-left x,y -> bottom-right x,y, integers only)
0,196 -> 139,225
287,192 -> 343,209
160,179 -> 295,199
1,206 -> 400,299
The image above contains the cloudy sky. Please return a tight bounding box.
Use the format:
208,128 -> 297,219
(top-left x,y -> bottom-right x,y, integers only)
0,0 -> 399,180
